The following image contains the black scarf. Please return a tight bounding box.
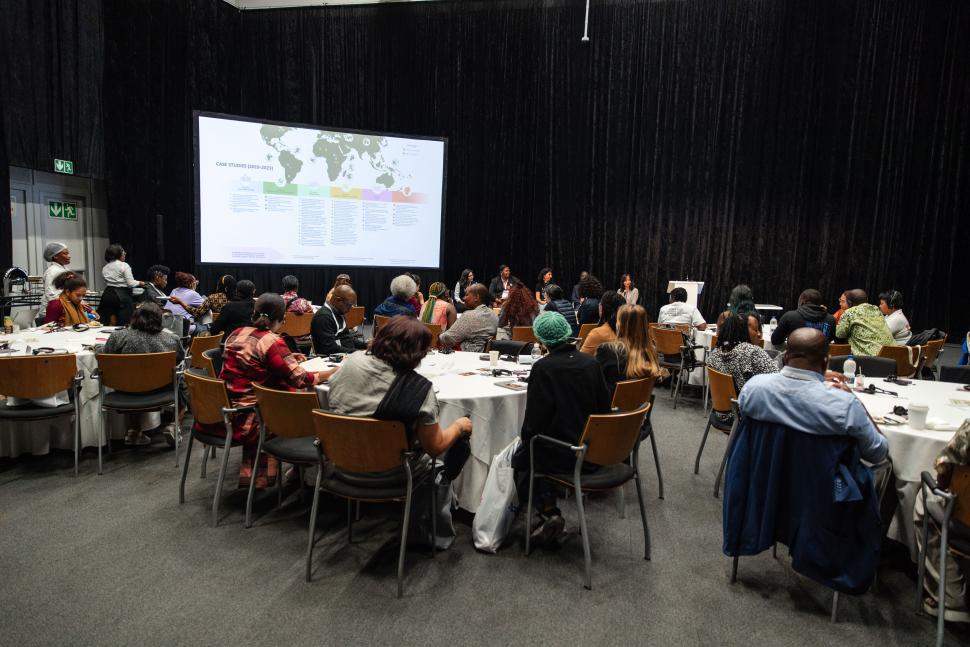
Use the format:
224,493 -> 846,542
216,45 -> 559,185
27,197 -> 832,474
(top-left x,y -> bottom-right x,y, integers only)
374,369 -> 433,442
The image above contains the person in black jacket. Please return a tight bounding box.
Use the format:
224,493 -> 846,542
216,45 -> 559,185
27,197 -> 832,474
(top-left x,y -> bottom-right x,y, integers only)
770,288 -> 837,346
311,285 -> 368,355
488,264 -> 519,305
512,310 -> 612,545
542,284 -> 579,336
576,274 -> 604,325
210,280 -> 256,339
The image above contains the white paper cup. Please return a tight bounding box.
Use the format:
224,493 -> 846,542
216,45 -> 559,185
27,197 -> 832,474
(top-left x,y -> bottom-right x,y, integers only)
489,350 -> 500,367
909,403 -> 929,430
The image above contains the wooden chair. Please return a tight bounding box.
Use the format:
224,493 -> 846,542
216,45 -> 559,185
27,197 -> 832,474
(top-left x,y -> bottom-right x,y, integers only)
828,343 -> 851,357
373,314 -> 390,338
878,344 -> 922,378
940,365 -> 970,385
211,311 -> 220,322
200,347 -> 223,379
93,351 -> 180,474
188,332 -> 223,370
524,404 -> 653,589
695,368 -> 739,496
512,326 -> 537,343
578,323 -> 597,344
422,322 -> 442,348
248,384 -> 320,528
920,338 -> 946,379
653,326 -> 690,409
307,410 -> 436,598
613,377 -> 663,499
344,306 -> 365,330
179,370 -> 248,526
916,465 -> 970,646
0,354 -> 83,474
278,312 -> 313,339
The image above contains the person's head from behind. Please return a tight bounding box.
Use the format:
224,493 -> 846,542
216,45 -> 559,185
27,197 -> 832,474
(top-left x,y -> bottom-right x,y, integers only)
578,274 -> 603,299
616,305 -> 659,377
532,311 -> 573,351
333,273 -> 351,289
406,272 -> 421,291
104,244 -> 126,263
537,267 -> 553,285
878,290 -> 903,315
845,289 -> 868,308
717,314 -> 749,351
670,287 -> 688,303
503,283 -> 538,324
463,283 -> 489,309
217,274 -> 236,298
428,281 -> 448,300
52,271 -> 78,291
460,268 -> 474,285
236,280 -> 256,300
784,328 -> 829,375
251,293 -> 286,332
729,284 -> 754,308
62,276 -> 87,305
329,284 -> 357,314
598,290 -> 625,329
281,275 -> 300,294
44,242 -> 70,265
544,284 -> 564,302
499,264 -> 511,280
174,272 -> 198,290
370,316 -> 431,373
131,302 -> 164,335
390,274 -> 417,301
797,288 -> 824,308
146,265 -> 170,288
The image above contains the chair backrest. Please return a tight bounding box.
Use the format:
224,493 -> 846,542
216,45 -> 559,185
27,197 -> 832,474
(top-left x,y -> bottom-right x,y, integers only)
0,354 -> 77,399
711,334 -> 719,348
877,344 -> 921,378
344,306 -> 365,329
183,370 -> 231,425
921,338 -> 945,371
253,383 -> 318,439
278,312 -> 313,338
578,404 -> 652,466
578,323 -> 597,342
653,326 -> 683,355
827,355 -> 897,378
828,343 -> 851,357
202,347 -> 223,378
373,314 -> 390,338
311,409 -> 409,473
189,332 -> 224,369
940,365 -> 970,385
211,311 -> 220,322
512,326 -> 537,343
951,465 -> 970,528
423,322 -> 442,347
707,367 -> 738,413
611,377 -> 655,412
97,351 -> 177,392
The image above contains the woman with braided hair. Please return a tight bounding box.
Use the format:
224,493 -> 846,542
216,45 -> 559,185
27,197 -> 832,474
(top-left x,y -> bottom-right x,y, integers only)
419,281 -> 457,331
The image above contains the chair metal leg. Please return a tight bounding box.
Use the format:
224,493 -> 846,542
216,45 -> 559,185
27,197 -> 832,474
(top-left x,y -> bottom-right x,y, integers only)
173,382 -> 181,468
305,468 -> 324,582
714,423 -> 739,499
97,407 -> 105,475
672,363 -> 684,409
633,470 -> 651,560
575,478 -> 592,590
210,446 -> 216,459
245,435 -> 264,529
916,499 -> 931,614
397,464 -> 414,599
694,419 -> 713,474
731,556 -> 739,583
524,470 -> 536,556
937,523 -> 949,646
616,485 -> 626,519
179,433 -> 194,504
211,436 -> 233,527
830,591 -> 839,623
298,465 -> 306,503
347,499 -> 354,544
430,463 -> 438,558
200,445 -> 210,478
648,430 -> 664,499
73,399 -> 80,476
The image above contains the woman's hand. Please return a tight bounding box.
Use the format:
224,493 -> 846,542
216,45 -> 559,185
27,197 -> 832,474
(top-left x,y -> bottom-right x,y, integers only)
313,367 -> 338,384
455,416 -> 473,436
169,295 -> 184,306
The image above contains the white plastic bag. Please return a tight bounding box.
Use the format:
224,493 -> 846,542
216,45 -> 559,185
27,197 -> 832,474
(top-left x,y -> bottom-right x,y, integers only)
473,438 -> 520,553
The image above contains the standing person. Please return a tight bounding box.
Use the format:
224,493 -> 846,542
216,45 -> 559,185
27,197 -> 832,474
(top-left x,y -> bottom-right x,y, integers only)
511,311 -> 612,545
571,270 -> 589,308
497,280 -> 539,339
878,290 -> 912,344
311,284 -> 368,355
454,268 -> 475,313
374,275 -> 419,317
770,288 -> 837,346
596,304 -> 662,395
543,284 -> 579,336
619,274 -> 639,306
98,244 -> 144,326
438,283 -> 498,352
658,287 -> 707,330
579,290 -> 624,354
488,264 -> 518,305
835,289 -> 895,356
420,281 -> 457,332
535,268 -> 554,305
325,274 -> 352,302
576,274 -> 605,325
43,275 -> 95,326
40,242 -> 71,321
165,272 -> 205,335
210,280 -> 257,338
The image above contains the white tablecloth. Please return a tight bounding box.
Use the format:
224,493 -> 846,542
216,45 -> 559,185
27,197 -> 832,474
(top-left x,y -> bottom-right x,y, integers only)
0,326 -> 161,458
306,350 -> 529,512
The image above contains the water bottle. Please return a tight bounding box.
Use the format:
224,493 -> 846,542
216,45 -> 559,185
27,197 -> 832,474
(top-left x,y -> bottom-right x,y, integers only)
531,343 -> 542,362
769,316 -> 778,331
843,356 -> 857,387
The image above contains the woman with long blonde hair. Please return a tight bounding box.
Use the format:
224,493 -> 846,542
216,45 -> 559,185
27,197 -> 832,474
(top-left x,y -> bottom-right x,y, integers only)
595,304 -> 661,395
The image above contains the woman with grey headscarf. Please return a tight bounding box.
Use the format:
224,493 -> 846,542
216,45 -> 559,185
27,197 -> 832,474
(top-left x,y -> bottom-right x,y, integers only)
40,242 -> 71,321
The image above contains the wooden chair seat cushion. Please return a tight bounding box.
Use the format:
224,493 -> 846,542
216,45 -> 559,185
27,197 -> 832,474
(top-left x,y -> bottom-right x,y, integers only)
0,400 -> 74,420
262,435 -> 318,463
102,387 -> 174,410
543,463 -> 635,491
708,410 -> 735,433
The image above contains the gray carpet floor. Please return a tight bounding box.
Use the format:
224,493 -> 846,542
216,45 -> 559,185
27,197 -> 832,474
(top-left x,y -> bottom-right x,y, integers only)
2,352 -> 969,646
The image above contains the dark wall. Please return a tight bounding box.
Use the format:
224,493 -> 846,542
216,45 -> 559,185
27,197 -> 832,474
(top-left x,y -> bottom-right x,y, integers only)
5,0 -> 970,337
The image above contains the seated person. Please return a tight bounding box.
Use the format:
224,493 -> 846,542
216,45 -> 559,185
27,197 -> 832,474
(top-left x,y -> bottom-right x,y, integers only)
708,313 -> 778,392
165,272 -> 205,334
770,288 -> 836,346
180,275 -> 236,320
658,287 -> 707,330
420,282 -> 458,332
511,311 -> 612,545
210,280 -> 256,338
496,280 -> 538,340
580,290 -> 625,354
833,291 -> 848,323
327,316 -> 473,468
739,327 -> 888,465
438,283 -> 497,352
211,293 -> 334,488
102,302 -> 185,446
325,273 -> 352,302
453,269 -> 475,313
728,284 -> 757,318
914,418 -> 970,622
535,268 -> 554,305
543,284 -> 579,336
834,289 -> 895,356
43,274 -> 95,326
406,272 -> 426,314
596,304 -> 662,395
374,274 -> 419,317
281,274 -> 313,348
136,265 -> 171,304
575,274 -> 604,325
570,270 -> 589,308
311,284 -> 368,355
488,264 -> 518,305
879,290 -> 912,345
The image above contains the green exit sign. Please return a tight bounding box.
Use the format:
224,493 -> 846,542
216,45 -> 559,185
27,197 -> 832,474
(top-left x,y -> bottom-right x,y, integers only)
49,200 -> 78,221
54,158 -> 74,174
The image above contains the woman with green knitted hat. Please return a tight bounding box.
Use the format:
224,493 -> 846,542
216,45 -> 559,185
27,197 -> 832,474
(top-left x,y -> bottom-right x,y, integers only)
511,310 -> 612,546
419,281 -> 457,332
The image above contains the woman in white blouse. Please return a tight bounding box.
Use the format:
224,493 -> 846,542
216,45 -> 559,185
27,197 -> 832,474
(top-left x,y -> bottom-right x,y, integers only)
620,273 -> 639,306
878,289 -> 912,344
98,244 -> 143,325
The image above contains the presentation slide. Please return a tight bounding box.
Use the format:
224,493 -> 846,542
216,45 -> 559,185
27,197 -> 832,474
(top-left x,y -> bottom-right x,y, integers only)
195,113 -> 445,268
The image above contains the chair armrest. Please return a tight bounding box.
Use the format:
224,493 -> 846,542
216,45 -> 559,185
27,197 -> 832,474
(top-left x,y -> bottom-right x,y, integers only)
223,404 -> 256,415
530,433 -> 583,453
921,470 -> 954,500
90,368 -> 101,380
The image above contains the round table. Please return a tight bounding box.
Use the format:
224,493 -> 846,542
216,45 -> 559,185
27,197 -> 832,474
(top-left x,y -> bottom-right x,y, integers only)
0,326 -> 164,458
306,350 -> 530,512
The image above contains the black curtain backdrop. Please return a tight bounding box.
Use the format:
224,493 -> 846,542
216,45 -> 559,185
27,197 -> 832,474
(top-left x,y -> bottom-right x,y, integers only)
7,0 -> 970,336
